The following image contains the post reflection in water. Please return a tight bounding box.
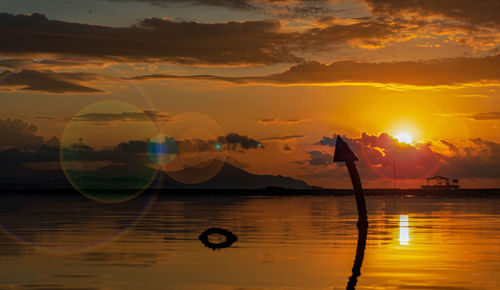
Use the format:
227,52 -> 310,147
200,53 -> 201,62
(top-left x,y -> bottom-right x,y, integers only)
399,214 -> 410,245
346,222 -> 368,290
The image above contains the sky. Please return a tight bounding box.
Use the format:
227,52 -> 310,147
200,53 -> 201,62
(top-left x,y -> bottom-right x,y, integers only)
0,0 -> 499,188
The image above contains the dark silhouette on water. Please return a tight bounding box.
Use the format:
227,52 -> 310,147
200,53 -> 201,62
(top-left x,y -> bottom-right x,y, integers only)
199,227 -> 238,250
421,175 -> 459,190
333,136 -> 368,289
346,222 -> 368,289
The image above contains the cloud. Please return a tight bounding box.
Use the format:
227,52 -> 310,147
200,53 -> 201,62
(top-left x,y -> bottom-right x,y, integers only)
0,13 -> 300,66
440,140 -> 458,154
258,118 -> 308,125
0,69 -> 103,93
0,58 -> 104,70
277,2 -> 340,19
261,134 -> 303,141
319,134 -> 440,177
129,73 -> 252,83
45,136 -> 61,148
108,0 -> 258,10
107,1 -> 500,50
315,135 -> 337,147
0,125 -> 264,169
0,58 -> 33,69
135,54 -> 500,87
113,140 -> 149,153
456,94 -> 489,99
104,0 -> 343,23
441,138 -> 500,179
308,150 -> 332,166
315,132 -> 500,180
298,17 -> 413,50
365,0 -> 500,28
143,132 -> 263,153
468,112 -> 500,120
262,56 -> 500,86
157,133 -> 262,153
0,119 -> 45,150
225,132 -> 262,149
0,13 -> 420,66
362,1 -> 500,50
34,116 -> 57,121
143,111 -> 171,122
440,111 -> 500,121
34,110 -> 170,124
65,132 -> 262,156
108,0 -> 336,16
73,110 -> 170,122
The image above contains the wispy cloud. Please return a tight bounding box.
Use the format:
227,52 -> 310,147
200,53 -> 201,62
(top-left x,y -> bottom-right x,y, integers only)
468,112 -> 500,120
435,112 -> 500,120
261,134 -> 303,141
73,111 -> 170,122
0,69 -> 103,93
258,118 -> 309,125
108,0 -> 259,10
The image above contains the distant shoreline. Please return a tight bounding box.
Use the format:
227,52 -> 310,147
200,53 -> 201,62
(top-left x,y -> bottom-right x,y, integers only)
1,186 -> 500,197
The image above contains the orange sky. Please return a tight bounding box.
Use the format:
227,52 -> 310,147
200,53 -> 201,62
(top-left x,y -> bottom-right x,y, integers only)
0,0 -> 499,188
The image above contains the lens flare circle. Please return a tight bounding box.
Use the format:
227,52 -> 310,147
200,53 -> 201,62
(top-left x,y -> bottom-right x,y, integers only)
147,134 -> 178,165
0,57 -> 166,252
160,112 -> 228,184
60,101 -> 160,203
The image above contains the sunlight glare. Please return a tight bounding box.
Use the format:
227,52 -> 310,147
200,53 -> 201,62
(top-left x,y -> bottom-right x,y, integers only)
395,132 -> 413,144
399,215 -> 410,245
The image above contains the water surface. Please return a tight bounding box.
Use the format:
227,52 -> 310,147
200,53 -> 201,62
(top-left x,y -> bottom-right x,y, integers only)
0,194 -> 499,289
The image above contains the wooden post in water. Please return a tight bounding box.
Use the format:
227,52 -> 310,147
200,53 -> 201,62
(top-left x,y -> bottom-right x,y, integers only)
333,136 -> 368,290
333,136 -> 368,229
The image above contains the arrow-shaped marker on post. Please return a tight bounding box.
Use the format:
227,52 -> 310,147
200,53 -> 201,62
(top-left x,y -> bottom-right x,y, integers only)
333,136 -> 368,229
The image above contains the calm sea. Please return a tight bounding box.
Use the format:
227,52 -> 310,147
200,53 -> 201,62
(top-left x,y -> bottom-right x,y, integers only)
0,193 -> 499,289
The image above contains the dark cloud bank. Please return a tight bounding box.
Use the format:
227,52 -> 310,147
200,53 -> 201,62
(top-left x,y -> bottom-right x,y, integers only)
0,118 -> 263,164
0,12 -> 410,66
0,12 -> 299,65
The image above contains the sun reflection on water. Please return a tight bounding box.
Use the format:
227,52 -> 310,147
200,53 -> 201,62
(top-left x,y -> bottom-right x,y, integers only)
399,215 -> 410,245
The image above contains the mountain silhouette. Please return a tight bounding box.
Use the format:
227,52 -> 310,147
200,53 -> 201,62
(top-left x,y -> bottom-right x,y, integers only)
0,159 -> 309,191
160,160 -> 309,189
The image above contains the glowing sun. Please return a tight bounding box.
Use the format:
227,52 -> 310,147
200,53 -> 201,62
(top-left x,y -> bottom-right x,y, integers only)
395,132 -> 413,144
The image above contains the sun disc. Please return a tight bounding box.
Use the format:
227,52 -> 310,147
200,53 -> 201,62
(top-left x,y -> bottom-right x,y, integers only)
395,132 -> 413,144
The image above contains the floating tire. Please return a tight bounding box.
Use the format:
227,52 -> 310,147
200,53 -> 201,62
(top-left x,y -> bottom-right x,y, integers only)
199,227 -> 238,250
